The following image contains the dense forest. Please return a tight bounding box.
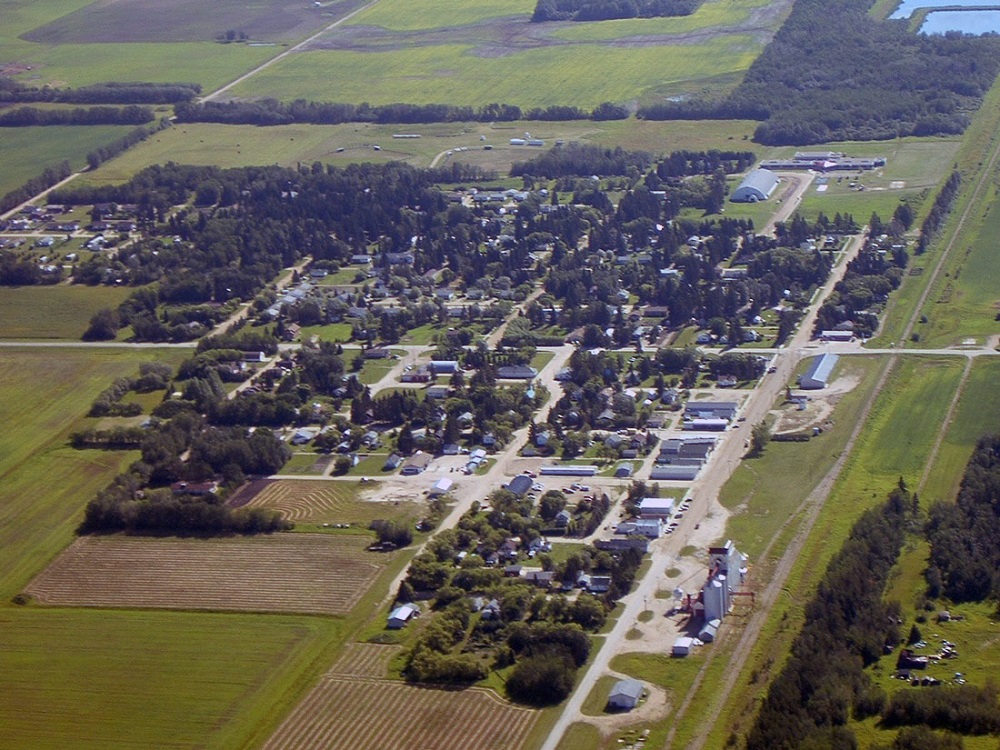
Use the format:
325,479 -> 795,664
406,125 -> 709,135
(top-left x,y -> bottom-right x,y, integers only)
531,0 -> 702,21
637,0 -> 1000,144
926,434 -> 1000,603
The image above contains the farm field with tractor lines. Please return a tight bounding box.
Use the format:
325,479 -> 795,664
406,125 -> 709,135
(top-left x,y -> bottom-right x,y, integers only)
26,534 -> 389,615
239,478 -> 423,526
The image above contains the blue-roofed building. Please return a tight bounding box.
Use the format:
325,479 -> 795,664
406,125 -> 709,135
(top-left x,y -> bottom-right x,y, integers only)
731,168 -> 780,203
800,353 -> 839,390
506,474 -> 533,497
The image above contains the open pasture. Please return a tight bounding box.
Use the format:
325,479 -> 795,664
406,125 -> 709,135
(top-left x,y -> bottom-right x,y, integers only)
26,533 -> 385,615
226,35 -> 761,108
239,478 -> 421,525
0,285 -> 134,339
22,0 -> 341,44
0,607 -> 338,750
261,676 -> 538,750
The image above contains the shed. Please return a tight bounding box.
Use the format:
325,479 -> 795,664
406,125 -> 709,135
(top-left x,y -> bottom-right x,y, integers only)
638,497 -> 675,518
730,168 -> 779,203
607,679 -> 644,711
672,636 -> 694,656
387,604 -> 419,629
699,618 -> 721,643
430,477 -> 454,496
799,353 -> 839,390
614,462 -> 634,478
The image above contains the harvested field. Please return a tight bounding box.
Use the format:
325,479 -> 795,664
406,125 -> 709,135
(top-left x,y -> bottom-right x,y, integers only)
26,534 -> 385,615
326,642 -> 400,678
239,478 -> 421,525
262,677 -> 537,750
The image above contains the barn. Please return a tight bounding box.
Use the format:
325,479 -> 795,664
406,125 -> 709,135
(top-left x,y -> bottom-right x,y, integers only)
799,353 -> 839,390
607,678 -> 644,711
730,169 -> 780,203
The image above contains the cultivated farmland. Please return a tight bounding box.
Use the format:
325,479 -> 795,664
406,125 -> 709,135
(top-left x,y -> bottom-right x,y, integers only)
262,676 -> 538,750
26,534 -> 386,615
0,285 -> 134,340
240,478 -> 421,525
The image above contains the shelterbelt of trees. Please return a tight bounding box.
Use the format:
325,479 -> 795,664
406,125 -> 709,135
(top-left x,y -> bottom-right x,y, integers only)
0,78 -> 200,104
637,0 -> 1000,144
532,0 -> 703,22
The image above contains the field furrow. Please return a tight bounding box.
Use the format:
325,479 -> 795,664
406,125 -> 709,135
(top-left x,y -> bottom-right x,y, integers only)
25,534 -> 386,615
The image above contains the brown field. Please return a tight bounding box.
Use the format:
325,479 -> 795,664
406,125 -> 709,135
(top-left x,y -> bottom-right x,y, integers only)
326,642 -> 400,678
239,478 -> 422,525
261,676 -> 538,750
25,534 -> 386,615
21,0 -> 364,44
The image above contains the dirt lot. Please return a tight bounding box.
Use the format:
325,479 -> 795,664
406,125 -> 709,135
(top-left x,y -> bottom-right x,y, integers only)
772,373 -> 860,435
25,534 -> 387,615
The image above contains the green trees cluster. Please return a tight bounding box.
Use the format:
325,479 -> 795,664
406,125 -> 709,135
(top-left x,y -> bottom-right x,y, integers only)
0,78 -> 199,104
926,434 -> 1000,602
916,171 -> 961,255
0,105 -> 154,127
532,0 -> 702,21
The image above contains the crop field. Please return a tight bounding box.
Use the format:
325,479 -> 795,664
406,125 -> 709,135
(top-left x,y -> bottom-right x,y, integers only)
225,37 -> 761,108
26,534 -> 386,615
326,641 -> 400,678
240,478 -> 422,525
261,675 -> 538,750
0,607 -> 340,750
0,347 -> 186,598
0,285 -> 134,339
0,126 -> 132,198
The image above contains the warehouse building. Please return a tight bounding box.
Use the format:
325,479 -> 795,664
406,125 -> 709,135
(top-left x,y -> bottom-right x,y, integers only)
730,169 -> 779,203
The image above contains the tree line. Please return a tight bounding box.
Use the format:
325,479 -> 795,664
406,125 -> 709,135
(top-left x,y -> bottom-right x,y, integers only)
0,77 -> 200,104
916,171 -> 961,255
0,105 -> 154,127
174,98 -> 627,126
87,118 -> 171,169
636,0 -> 1000,145
0,160 -> 71,214
532,0 -> 702,21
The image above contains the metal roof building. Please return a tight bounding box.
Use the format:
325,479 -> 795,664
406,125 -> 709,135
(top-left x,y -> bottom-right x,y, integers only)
730,168 -> 780,203
800,353 -> 839,390
608,679 -> 644,710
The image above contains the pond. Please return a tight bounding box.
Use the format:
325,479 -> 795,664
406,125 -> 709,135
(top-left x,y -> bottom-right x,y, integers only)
890,0 -> 999,19
920,8 -> 1000,32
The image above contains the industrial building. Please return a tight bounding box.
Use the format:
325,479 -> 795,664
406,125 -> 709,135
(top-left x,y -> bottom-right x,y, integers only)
799,353 -> 839,390
540,465 -> 598,476
730,169 -> 780,203
649,465 -> 700,481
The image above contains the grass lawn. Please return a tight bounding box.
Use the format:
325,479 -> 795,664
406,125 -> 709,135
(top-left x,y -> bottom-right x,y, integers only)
299,322 -> 354,343
357,358 -> 396,385
0,347 -> 186,599
530,349 -> 555,372
0,126 -> 132,198
920,357 -> 1000,503
225,37 -> 761,109
0,285 -> 134,339
277,452 -> 330,475
0,607 -> 342,750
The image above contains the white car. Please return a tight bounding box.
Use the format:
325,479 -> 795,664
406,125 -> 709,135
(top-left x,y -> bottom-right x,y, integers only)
532,483 -> 544,491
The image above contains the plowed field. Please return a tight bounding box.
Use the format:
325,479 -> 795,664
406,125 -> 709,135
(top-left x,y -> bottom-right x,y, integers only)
262,675 -> 537,750
26,534 -> 384,615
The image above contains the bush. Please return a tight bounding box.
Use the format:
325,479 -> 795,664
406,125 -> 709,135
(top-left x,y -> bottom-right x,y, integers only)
506,653 -> 576,706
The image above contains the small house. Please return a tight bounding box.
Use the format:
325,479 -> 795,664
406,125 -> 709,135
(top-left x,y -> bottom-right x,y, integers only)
387,604 -> 419,629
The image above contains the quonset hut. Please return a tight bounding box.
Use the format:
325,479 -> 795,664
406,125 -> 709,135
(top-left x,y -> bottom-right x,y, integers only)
730,168 -> 780,203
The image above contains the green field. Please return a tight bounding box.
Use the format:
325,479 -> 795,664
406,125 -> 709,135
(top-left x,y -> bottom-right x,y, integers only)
0,348 -> 185,598
225,38 -> 760,108
0,285 -> 134,339
350,0 -> 536,31
0,126 -> 133,198
0,608 -> 340,750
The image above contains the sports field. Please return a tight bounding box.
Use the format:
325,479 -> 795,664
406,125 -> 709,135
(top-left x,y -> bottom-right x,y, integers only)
0,607 -> 340,750
26,534 -> 386,615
